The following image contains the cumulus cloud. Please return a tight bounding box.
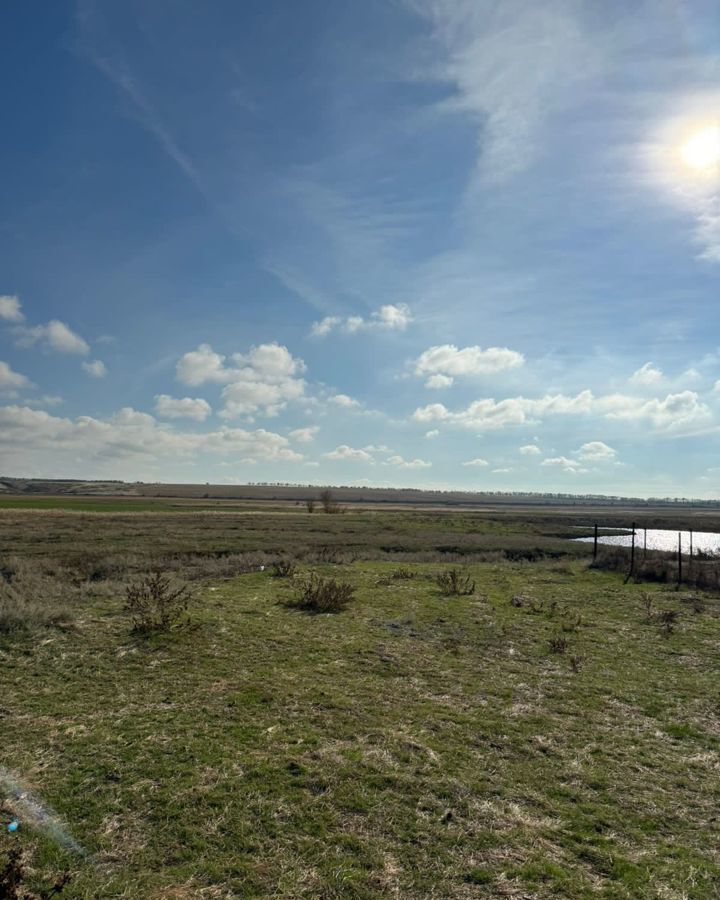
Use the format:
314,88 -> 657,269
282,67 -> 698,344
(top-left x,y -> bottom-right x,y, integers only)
154,394 -> 212,421
603,391 -> 711,432
0,361 -> 32,393
413,389 -> 711,434
176,342 -> 307,418
329,393 -> 361,408
414,344 -> 524,382
311,303 -> 412,337
425,429 -> 440,439
630,362 -> 663,386
492,468 -> 513,474
385,454 -> 432,469
0,296 -> 24,323
82,359 -> 107,378
290,426 -> 319,443
462,457 -> 489,467
323,444 -> 373,461
16,320 -> 90,355
0,405 -> 304,467
519,444 -> 541,455
541,456 -> 587,474
425,374 -> 454,389
413,390 -> 594,430
576,441 -> 616,461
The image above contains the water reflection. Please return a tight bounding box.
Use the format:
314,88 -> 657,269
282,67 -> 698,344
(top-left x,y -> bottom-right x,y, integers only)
574,529 -> 720,554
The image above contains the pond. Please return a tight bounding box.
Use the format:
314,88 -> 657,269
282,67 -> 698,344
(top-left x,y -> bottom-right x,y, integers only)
574,528 -> 720,554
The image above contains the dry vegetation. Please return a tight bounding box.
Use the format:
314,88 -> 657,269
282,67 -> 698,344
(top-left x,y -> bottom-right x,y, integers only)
0,499 -> 719,897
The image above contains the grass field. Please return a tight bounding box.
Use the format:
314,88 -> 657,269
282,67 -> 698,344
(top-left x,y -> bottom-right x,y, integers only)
1,502 -> 719,898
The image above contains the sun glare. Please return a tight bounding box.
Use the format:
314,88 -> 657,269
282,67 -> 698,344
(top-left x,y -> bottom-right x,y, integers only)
680,125 -> 720,171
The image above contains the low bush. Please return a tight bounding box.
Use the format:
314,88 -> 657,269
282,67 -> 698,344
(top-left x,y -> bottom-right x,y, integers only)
272,559 -> 297,578
125,571 -> 194,633
436,568 -> 475,596
289,573 -> 355,613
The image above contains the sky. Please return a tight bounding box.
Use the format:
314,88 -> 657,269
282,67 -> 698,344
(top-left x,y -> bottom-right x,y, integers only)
1,0 -> 720,497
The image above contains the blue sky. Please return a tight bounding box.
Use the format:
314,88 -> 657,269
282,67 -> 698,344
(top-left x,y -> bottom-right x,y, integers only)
2,0 -> 720,496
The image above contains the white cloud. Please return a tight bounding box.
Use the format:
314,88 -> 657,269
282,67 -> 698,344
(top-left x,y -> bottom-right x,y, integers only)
385,454 -> 432,469
310,316 -> 342,337
82,359 -> 107,379
491,468 -> 513,474
519,444 -> 541,455
176,343 -> 230,386
23,395 -> 63,408
0,405 -> 304,466
541,456 -> 587,474
413,390 -> 594,430
329,393 -> 361,408
462,457 -> 489,467
413,389 -> 711,434
425,373 -> 454,389
414,344 -> 524,380
310,303 -> 412,337
0,296 -> 24,323
425,429 -> 440,439
323,444 -> 373,461
154,394 -> 212,421
576,441 -> 616,461
290,426 -> 319,443
0,361 -> 32,393
602,391 -> 711,432
176,342 -> 307,418
630,362 -> 663,386
16,320 -> 90,355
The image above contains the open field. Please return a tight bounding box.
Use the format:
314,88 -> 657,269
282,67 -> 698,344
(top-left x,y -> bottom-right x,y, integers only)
1,501 -> 719,898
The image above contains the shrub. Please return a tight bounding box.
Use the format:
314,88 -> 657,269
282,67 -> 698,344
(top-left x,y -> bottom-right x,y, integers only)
570,654 -> 583,673
548,633 -> 568,654
657,609 -> 678,634
391,567 -> 415,580
272,559 -> 297,578
125,571 -> 194,633
436,568 -> 475,596
289,573 -> 355,613
320,489 -> 342,514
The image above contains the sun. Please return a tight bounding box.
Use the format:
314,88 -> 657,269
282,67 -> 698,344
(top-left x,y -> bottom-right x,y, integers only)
680,125 -> 720,171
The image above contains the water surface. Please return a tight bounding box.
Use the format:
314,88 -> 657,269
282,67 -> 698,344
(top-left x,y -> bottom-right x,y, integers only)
574,528 -> 720,554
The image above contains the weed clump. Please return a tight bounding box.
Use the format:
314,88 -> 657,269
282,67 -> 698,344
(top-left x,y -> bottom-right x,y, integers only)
125,571 -> 194,633
289,573 -> 355,613
271,559 -> 297,578
391,567 -> 415,580
548,633 -> 568,654
436,568 -> 475,596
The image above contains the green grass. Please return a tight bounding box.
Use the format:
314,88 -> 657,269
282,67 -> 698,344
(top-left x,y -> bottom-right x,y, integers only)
1,547 -> 719,897
0,496 -> 176,512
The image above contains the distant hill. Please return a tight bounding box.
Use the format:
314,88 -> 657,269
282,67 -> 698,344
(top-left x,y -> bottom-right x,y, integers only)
0,477 -> 718,508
